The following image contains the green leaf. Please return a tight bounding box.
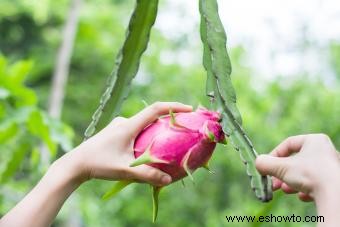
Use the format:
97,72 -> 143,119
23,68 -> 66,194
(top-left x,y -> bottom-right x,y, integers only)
6,106 -> 34,124
30,147 -> 41,169
8,60 -> 33,84
84,0 -> 159,139
0,122 -> 18,143
26,110 -> 57,158
0,56 -> 37,106
199,0 -> 272,202
48,119 -> 74,152
13,87 -> 37,107
0,55 -> 7,82
0,141 -> 28,184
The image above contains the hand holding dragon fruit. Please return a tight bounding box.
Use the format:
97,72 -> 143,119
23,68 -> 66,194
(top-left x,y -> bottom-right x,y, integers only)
110,106 -> 226,221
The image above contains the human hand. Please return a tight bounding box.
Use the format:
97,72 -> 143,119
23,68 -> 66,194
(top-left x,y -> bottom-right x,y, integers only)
255,134 -> 340,201
71,102 -> 193,187
0,102 -> 192,227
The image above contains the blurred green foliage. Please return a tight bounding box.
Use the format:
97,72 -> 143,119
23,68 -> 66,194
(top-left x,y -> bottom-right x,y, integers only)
0,0 -> 339,226
0,55 -> 73,215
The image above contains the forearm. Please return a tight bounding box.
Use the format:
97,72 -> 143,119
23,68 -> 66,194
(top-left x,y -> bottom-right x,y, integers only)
314,182 -> 340,227
0,151 -> 85,227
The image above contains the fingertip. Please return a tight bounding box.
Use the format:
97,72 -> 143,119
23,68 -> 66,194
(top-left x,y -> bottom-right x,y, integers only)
281,183 -> 297,194
135,165 -> 172,186
272,177 -> 282,191
256,154 -> 267,161
152,172 -> 172,187
183,104 -> 193,110
129,102 -> 193,135
160,175 -> 172,185
298,192 -> 314,202
255,154 -> 270,173
171,102 -> 193,112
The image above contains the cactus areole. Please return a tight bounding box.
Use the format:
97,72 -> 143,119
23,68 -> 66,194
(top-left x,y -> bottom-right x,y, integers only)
130,107 -> 226,221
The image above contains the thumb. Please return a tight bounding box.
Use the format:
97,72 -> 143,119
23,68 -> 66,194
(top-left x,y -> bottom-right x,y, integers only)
127,165 -> 172,187
256,154 -> 290,180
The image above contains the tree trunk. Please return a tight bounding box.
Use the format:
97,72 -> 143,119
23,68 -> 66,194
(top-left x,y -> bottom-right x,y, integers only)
41,0 -> 82,165
48,0 -> 82,119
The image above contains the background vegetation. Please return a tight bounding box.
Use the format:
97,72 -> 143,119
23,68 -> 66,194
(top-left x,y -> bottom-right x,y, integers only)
0,0 -> 339,226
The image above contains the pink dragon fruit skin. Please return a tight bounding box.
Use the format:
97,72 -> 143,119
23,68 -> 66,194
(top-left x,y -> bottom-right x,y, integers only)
132,107 -> 225,182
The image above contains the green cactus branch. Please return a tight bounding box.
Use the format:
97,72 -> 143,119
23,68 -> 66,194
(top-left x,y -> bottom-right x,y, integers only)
88,0 -> 272,208
84,0 -> 159,139
199,0 -> 272,202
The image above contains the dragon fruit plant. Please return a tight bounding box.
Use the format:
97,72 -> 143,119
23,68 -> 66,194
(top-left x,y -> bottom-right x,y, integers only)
85,0 -> 273,222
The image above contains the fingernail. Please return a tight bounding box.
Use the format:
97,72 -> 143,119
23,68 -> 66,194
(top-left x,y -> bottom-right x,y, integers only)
161,175 -> 172,185
185,105 -> 193,110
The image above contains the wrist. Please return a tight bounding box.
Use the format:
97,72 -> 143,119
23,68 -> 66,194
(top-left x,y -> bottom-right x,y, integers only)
50,149 -> 89,187
312,168 -> 340,214
313,183 -> 340,226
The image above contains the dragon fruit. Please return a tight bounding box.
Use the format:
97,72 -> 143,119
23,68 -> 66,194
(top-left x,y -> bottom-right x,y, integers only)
130,107 -> 226,221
